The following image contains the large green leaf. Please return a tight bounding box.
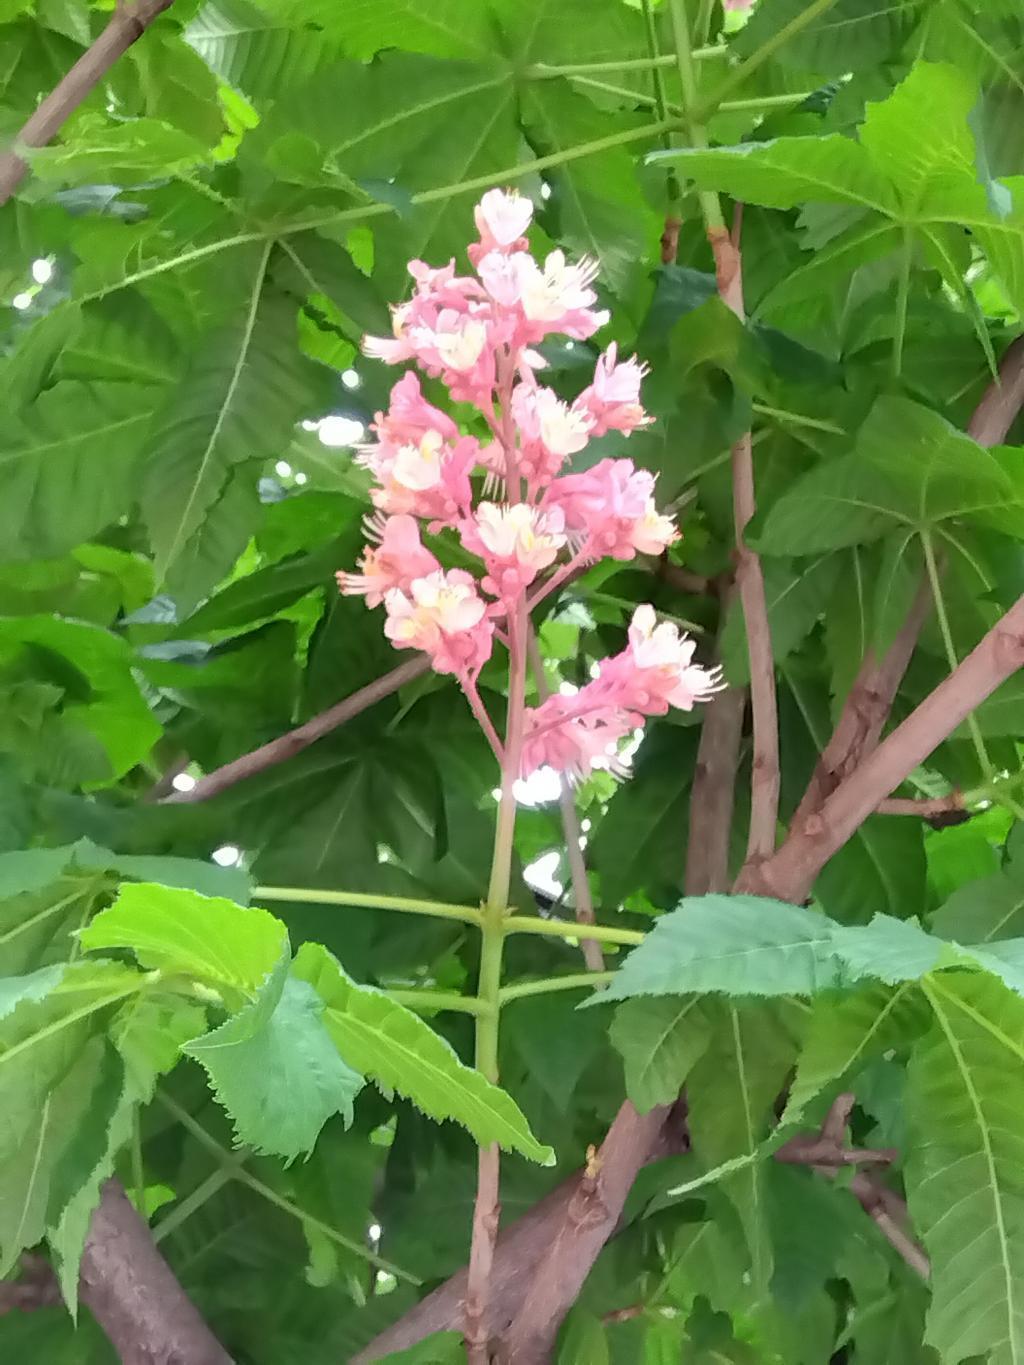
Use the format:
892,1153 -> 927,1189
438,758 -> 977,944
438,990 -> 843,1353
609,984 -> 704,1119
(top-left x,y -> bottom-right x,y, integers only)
293,943 -> 554,1163
143,262 -> 330,602
0,382 -> 154,563
80,883 -> 287,1002
734,0 -> 926,75
185,0 -> 345,101
909,973 -> 1024,1364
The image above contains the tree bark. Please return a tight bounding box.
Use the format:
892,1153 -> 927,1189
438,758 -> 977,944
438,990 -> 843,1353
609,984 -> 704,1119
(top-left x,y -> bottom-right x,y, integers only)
78,1181 -> 234,1365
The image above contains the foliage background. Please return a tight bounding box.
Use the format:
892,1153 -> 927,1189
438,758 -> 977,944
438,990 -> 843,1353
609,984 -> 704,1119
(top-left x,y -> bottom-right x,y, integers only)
2,0 -> 1024,1360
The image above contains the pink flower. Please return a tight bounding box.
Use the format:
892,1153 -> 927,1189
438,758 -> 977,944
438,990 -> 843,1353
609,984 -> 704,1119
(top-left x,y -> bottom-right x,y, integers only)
521,692 -> 636,780
469,189 -> 533,265
598,605 -> 724,715
336,514 -> 439,607
364,433 -> 478,527
511,383 -> 594,485
576,344 -> 651,437
373,372 -> 458,448
476,250 -> 609,346
543,459 -> 678,560
384,569 -> 494,678
462,503 -> 567,598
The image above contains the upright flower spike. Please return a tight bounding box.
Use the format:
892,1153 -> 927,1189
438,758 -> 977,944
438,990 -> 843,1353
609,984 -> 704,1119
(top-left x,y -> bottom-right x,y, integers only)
343,188 -> 717,777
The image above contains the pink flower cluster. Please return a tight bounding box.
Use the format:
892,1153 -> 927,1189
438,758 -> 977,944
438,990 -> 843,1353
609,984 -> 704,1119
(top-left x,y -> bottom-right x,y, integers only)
339,189 -> 721,778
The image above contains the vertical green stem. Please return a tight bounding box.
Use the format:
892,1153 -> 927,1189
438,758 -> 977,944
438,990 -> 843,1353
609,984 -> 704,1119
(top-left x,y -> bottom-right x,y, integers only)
668,0 -> 726,233
892,226 -> 913,379
921,530 -> 993,778
642,0 -> 683,237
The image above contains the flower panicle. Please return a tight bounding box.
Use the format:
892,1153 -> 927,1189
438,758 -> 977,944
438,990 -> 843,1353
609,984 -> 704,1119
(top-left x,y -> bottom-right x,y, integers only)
340,187 -> 720,776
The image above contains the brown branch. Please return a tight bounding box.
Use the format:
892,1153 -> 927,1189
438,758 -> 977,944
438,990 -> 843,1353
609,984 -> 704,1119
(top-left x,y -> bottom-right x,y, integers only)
776,1095 -> 929,1281
495,1104 -> 672,1364
162,657 -> 428,804
709,222 -> 780,866
0,0 -> 175,207
792,579 -> 934,825
685,583 -> 746,896
876,793 -> 965,818
967,335 -> 1024,446
657,559 -> 713,596
742,595 -> 1024,901
352,1107 -> 685,1362
465,1145 -> 501,1363
79,1180 -> 234,1365
849,1173 -> 931,1281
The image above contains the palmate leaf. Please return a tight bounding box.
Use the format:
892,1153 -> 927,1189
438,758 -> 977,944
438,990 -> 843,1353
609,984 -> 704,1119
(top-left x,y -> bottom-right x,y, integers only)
909,973 -> 1024,1364
293,943 -> 553,1164
79,883 -> 287,1002
142,257 -> 331,603
733,0 -> 926,76
755,395 -> 1020,555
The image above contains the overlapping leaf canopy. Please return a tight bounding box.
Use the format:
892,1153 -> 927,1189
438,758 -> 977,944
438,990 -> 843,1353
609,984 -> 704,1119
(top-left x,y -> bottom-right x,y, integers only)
1,0 -> 1024,1360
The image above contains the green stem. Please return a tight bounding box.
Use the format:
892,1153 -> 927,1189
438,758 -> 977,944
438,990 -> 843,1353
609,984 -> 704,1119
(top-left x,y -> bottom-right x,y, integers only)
131,1111 -> 145,1219
503,915 -> 645,947
159,1094 -> 419,1283
892,226 -> 913,378
668,0 -> 726,232
152,1167 -> 235,1245
524,49 -> 726,78
254,885 -> 482,927
752,401 -> 846,435
385,989 -> 492,1017
921,530 -> 993,779
641,0 -> 683,218
499,972 -> 615,1005
701,0 -> 841,110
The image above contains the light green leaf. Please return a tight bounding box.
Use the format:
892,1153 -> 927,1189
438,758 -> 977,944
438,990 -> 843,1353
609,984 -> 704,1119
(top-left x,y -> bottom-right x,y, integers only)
933,870 -> 1024,944
80,883 -> 287,1002
593,896 -> 841,1003
831,915 -> 946,986
610,996 -> 712,1113
651,138 -> 899,216
184,971 -> 364,1161
734,0 -> 925,76
910,973 -> 1024,1364
29,116 -> 209,187
293,943 -> 553,1164
185,0 -> 344,100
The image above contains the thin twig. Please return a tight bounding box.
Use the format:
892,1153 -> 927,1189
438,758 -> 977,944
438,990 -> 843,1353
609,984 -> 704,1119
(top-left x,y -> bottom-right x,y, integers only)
709,218 -> 780,866
162,656 -> 429,804
527,634 -> 603,971
685,582 -> 746,896
876,794 -> 965,818
0,0 -> 176,206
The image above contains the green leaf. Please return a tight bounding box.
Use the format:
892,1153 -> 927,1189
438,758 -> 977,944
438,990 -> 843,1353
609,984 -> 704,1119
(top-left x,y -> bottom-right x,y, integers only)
594,895 -> 841,1003
0,962 -> 143,1273
29,116 -> 209,187
721,554 -> 840,685
610,996 -> 712,1113
293,943 -> 554,1164
651,138 -> 899,216
734,0 -> 925,75
185,0 -> 344,101
687,1002 -> 797,1297
781,983 -> 925,1129
80,883 -> 287,1002
0,382 -> 154,563
143,262 -> 330,601
933,869 -> 1024,943
0,616 -> 161,782
909,973 -> 1024,1364
184,971 -> 364,1161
